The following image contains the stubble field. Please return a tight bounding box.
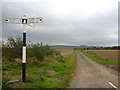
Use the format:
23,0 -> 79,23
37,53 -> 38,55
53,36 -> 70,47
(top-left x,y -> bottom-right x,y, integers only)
82,50 -> 119,71
86,50 -> 119,60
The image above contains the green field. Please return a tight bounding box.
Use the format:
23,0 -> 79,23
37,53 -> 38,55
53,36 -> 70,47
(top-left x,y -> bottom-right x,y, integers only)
3,52 -> 76,88
81,50 -> 118,64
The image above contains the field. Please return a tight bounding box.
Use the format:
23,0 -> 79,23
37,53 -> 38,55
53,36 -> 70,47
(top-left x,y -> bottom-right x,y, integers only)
56,49 -> 73,57
86,50 -> 119,60
81,50 -> 118,71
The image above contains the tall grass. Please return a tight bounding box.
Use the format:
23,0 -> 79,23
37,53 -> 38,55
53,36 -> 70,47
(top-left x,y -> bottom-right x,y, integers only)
2,50 -> 76,88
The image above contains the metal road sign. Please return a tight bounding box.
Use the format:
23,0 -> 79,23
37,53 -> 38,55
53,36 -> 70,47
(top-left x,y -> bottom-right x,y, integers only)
6,18 -> 23,24
27,23 -> 35,28
28,18 -> 42,23
5,15 -> 42,83
6,17 -> 42,24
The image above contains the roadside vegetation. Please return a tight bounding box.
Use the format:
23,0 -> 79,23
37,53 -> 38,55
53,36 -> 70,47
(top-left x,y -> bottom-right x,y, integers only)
80,50 -> 118,64
2,37 -> 76,88
2,37 -> 53,61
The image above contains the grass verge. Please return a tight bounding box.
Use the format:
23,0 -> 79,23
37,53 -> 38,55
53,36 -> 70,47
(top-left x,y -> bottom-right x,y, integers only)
80,50 -> 118,64
3,52 -> 76,88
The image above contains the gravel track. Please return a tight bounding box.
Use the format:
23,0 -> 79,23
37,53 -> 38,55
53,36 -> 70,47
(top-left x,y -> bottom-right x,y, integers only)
69,51 -> 118,88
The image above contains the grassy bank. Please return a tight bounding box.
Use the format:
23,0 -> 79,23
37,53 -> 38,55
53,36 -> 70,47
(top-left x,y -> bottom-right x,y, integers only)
81,50 -> 118,64
3,52 -> 76,88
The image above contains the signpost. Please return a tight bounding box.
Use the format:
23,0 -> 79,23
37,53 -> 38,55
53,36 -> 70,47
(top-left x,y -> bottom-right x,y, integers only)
6,15 -> 42,82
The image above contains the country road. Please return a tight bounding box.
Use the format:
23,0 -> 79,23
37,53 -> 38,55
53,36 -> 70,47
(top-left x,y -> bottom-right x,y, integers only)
69,51 -> 118,88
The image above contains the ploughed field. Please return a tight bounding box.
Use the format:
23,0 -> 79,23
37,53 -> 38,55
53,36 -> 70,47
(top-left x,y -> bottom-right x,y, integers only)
86,50 -> 119,60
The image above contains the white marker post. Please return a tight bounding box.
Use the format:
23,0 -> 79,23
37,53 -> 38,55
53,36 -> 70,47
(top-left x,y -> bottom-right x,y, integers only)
6,15 -> 42,82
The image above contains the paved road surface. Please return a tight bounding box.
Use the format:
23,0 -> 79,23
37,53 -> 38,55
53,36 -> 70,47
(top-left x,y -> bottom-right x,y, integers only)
69,51 -> 118,88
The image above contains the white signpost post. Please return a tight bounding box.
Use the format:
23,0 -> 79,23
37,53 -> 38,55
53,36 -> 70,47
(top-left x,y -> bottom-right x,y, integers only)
5,15 -> 42,82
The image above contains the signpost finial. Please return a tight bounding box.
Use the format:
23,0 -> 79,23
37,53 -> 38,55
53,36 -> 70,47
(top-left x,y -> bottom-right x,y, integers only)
23,14 -> 27,17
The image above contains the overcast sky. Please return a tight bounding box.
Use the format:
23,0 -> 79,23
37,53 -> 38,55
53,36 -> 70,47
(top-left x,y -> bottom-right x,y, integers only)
1,0 -> 119,46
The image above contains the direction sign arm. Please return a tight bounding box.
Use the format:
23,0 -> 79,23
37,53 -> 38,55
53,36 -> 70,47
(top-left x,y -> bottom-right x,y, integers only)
27,23 -> 35,28
28,18 -> 42,23
5,18 -> 23,24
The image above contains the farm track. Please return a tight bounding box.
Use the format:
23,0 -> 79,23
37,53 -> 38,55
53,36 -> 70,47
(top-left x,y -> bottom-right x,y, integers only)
69,51 -> 118,88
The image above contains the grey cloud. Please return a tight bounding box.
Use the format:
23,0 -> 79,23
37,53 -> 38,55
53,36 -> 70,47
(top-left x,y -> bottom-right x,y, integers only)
2,1 -> 118,46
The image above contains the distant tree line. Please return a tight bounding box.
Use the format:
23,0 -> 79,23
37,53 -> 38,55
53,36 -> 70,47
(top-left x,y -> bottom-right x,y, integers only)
74,46 -> 120,50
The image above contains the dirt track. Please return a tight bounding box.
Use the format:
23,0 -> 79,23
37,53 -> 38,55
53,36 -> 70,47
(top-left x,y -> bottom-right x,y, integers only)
69,51 -> 118,88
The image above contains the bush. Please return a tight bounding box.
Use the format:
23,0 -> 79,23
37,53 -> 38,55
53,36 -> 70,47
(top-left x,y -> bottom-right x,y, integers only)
28,43 -> 52,60
2,37 -> 22,60
2,37 -> 54,61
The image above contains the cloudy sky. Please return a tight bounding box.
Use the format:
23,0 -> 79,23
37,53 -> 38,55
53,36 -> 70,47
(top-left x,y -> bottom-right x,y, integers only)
1,0 -> 119,46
